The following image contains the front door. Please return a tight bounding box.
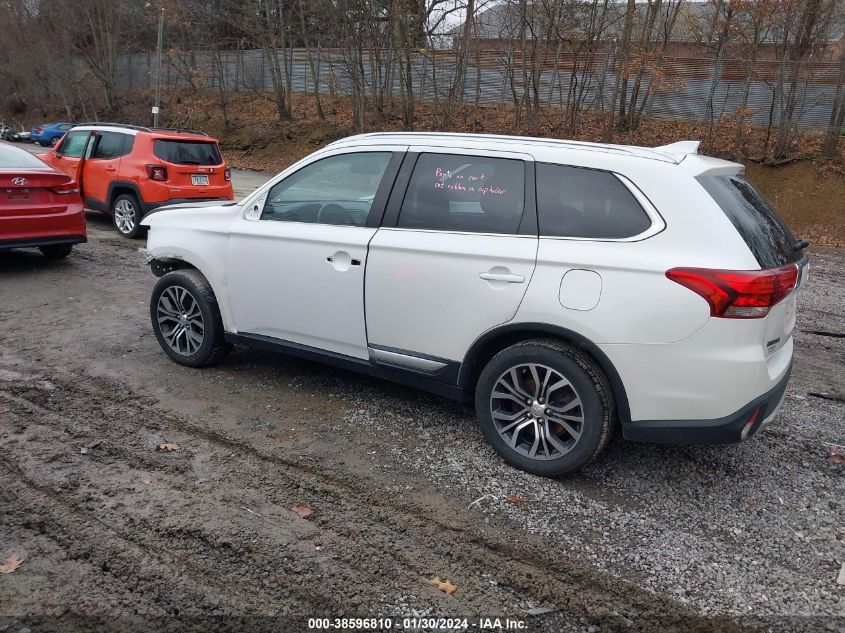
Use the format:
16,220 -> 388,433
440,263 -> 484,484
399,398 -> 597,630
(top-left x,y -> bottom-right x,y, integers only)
226,148 -> 404,360
365,148 -> 538,364
48,130 -> 91,187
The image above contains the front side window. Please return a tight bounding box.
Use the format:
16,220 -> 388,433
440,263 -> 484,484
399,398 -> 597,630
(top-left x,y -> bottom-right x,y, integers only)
536,164 -> 651,239
262,152 -> 393,226
57,131 -> 90,158
93,132 -> 131,159
398,153 -> 525,234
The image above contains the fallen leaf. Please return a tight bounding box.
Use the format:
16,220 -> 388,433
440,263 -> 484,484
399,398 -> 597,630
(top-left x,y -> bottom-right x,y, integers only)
143,479 -> 152,487
426,575 -> 457,595
506,494 -> 525,505
831,454 -> 845,464
292,503 -> 315,518
154,443 -> 179,452
0,554 -> 24,574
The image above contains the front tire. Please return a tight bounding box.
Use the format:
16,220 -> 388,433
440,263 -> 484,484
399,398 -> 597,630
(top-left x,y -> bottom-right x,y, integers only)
475,339 -> 614,476
112,193 -> 144,239
39,244 -> 73,259
150,269 -> 230,367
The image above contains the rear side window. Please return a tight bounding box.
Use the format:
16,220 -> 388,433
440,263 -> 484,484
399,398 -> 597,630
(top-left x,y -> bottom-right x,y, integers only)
398,153 -> 525,234
93,132 -> 132,159
697,175 -> 797,267
154,140 -> 221,165
536,164 -> 651,239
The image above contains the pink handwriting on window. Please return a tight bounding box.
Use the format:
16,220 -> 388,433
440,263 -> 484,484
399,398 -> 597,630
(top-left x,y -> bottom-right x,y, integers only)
432,167 -> 505,195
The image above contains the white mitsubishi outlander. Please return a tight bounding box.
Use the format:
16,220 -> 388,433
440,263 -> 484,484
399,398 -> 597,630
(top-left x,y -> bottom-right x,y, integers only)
141,133 -> 809,476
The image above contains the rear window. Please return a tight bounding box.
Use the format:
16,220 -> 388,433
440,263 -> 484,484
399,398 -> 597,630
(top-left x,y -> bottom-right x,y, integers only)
153,140 -> 221,165
536,164 -> 651,239
0,143 -> 50,168
697,175 -> 797,268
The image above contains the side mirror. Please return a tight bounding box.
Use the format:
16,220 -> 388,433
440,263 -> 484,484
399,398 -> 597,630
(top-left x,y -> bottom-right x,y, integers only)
244,194 -> 267,220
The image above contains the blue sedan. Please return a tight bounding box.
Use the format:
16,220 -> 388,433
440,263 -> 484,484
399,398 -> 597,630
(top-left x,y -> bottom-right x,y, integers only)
31,122 -> 74,147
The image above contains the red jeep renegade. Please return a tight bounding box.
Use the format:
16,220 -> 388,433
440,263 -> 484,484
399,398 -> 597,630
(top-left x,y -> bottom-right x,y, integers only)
43,124 -> 234,238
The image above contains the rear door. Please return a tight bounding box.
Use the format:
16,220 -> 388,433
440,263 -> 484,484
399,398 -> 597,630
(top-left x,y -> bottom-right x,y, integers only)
81,131 -> 133,209
365,148 -> 538,364
151,138 -> 227,198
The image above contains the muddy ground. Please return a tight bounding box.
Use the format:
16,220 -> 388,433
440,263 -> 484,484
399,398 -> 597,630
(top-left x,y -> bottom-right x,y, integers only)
1,211 -> 843,633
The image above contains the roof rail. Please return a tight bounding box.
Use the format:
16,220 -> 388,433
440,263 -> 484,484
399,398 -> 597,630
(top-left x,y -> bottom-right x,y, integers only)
153,127 -> 209,137
70,123 -> 209,137
72,122 -> 152,132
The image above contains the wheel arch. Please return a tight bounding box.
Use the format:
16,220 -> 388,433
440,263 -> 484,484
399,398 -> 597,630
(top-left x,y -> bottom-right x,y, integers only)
458,323 -> 631,423
107,180 -> 143,212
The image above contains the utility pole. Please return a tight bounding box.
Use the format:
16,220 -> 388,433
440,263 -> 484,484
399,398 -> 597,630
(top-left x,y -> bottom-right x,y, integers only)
153,6 -> 165,127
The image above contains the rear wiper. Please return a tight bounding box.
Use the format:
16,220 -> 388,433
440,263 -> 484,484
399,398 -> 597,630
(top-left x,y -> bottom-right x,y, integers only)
793,238 -> 810,252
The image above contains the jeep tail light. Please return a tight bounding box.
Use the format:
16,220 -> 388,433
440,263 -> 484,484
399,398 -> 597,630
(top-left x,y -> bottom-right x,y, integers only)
666,264 -> 798,319
146,165 -> 168,181
224,167 -> 231,181
50,180 -> 80,195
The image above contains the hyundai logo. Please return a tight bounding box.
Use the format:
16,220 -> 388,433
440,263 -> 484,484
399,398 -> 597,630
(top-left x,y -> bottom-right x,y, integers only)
12,177 -> 27,186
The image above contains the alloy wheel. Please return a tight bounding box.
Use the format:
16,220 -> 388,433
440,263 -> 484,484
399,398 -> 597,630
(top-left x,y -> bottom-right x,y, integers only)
489,363 -> 585,460
156,286 -> 205,356
114,199 -> 136,234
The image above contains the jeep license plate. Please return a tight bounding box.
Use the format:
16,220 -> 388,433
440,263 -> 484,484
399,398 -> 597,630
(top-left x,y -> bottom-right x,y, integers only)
191,175 -> 209,186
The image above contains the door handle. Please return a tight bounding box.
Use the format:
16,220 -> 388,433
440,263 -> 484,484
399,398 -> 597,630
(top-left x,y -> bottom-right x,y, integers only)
327,256 -> 361,266
326,251 -> 361,271
479,272 -> 525,283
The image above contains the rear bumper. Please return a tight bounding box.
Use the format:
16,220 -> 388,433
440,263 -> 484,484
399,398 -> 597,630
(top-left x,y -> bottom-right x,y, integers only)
0,234 -> 87,250
0,204 -> 87,249
622,361 -> 792,444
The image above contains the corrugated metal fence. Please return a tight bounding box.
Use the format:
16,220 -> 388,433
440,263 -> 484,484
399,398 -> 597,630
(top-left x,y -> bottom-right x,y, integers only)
115,48 -> 842,130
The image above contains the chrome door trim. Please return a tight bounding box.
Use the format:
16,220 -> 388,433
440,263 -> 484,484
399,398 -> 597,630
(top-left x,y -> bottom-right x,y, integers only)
368,347 -> 448,372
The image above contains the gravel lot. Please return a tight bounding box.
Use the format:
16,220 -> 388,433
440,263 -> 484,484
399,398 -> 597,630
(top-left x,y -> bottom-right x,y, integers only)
0,180 -> 843,632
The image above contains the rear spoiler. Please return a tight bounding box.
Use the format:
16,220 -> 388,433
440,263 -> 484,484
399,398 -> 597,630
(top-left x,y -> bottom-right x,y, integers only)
654,141 -> 700,161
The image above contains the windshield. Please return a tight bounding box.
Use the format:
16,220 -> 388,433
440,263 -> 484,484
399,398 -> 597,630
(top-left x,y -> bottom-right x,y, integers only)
153,140 -> 221,165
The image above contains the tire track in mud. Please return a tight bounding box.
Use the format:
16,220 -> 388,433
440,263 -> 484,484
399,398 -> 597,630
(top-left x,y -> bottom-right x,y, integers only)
0,368 -> 747,632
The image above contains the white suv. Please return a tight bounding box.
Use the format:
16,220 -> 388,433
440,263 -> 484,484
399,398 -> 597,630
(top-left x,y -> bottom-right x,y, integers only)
141,133 -> 808,475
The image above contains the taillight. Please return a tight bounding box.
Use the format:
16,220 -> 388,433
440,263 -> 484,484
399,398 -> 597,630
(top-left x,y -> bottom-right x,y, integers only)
146,165 -> 168,181
224,167 -> 231,181
50,180 -> 80,195
666,264 -> 799,319
33,127 -> 42,134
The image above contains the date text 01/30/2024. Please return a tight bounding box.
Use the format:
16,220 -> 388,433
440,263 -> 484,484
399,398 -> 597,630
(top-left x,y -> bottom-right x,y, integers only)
307,617 -> 529,630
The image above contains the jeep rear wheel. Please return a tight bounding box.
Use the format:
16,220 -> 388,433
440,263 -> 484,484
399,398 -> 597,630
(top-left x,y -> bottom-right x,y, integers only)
475,339 -> 614,476
112,193 -> 144,239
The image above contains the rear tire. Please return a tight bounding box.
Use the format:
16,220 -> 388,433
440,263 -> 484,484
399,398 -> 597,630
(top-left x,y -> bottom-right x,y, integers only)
38,244 -> 73,259
112,193 -> 144,239
150,269 -> 230,368
475,339 -> 614,476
